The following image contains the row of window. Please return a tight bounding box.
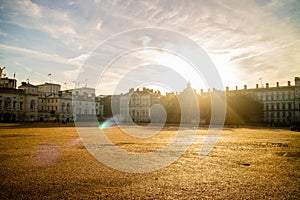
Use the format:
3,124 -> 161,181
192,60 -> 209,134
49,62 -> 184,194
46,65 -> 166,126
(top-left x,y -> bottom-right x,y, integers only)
266,118 -> 291,123
264,102 -> 295,110
41,99 -> 100,106
121,100 -> 150,106
40,106 -> 70,112
75,108 -> 97,115
0,99 -> 35,111
264,111 -> 292,118
43,99 -> 57,103
257,91 -> 295,96
130,109 -> 149,116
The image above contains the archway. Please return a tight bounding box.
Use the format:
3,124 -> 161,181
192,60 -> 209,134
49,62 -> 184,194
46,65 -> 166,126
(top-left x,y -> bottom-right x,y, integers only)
3,113 -> 11,122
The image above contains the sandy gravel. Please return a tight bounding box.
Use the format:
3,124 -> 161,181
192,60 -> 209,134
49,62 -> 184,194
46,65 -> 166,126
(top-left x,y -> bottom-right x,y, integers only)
0,123 -> 299,199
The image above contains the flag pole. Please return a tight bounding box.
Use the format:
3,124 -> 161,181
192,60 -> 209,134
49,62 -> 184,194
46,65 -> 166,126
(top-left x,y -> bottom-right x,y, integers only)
259,77 -> 263,88
48,73 -> 52,83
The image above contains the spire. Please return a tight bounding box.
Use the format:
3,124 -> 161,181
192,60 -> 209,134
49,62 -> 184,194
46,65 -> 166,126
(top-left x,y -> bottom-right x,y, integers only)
187,81 -> 191,88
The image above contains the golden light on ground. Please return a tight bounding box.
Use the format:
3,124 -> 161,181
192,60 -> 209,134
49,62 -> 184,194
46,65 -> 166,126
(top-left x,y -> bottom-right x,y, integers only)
1,123 -> 299,199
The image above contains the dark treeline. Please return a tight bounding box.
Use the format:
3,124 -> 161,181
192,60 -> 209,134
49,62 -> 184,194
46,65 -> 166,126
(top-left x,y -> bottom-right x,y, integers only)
101,93 -> 263,126
161,94 -> 263,125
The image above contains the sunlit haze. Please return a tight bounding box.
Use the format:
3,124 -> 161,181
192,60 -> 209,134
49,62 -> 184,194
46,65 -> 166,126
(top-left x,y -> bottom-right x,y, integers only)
0,0 -> 299,95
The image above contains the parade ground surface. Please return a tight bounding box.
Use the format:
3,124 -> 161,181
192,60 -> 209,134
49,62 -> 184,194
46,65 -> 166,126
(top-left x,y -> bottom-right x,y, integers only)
1,123 -> 299,199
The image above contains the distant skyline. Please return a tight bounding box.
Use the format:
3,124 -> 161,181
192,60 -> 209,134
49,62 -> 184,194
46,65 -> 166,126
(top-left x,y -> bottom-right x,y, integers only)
0,0 -> 299,95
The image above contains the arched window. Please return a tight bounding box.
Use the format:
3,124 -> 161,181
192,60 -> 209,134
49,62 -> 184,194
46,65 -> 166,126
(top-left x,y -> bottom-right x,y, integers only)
30,100 -> 35,111
19,102 -> 23,111
66,103 -> 70,112
61,102 -> 65,112
4,97 -> 11,110
13,101 -> 17,110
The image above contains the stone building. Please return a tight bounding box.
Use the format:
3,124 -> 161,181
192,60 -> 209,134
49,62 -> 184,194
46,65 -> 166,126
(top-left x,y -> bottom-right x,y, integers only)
119,87 -> 161,123
67,87 -> 103,121
18,82 -> 39,121
225,77 -> 300,125
37,85 -> 103,122
37,82 -> 61,95
38,91 -> 72,122
0,78 -> 38,122
249,77 -> 300,125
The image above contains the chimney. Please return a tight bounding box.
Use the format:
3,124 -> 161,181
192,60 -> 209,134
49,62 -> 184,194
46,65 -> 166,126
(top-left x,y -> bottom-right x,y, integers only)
276,82 -> 279,87
266,83 -> 269,88
288,81 -> 291,86
244,85 -> 247,90
235,86 -> 238,91
295,77 -> 300,86
256,84 -> 259,89
226,87 -> 229,92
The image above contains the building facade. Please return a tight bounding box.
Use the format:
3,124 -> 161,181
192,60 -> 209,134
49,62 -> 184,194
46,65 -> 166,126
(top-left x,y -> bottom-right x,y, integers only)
38,85 -> 103,122
38,92 -> 73,122
0,68 -> 298,126
119,87 -> 161,123
0,78 -> 38,122
37,82 -> 61,95
248,77 -> 300,125
0,78 -> 104,122
224,77 -> 300,125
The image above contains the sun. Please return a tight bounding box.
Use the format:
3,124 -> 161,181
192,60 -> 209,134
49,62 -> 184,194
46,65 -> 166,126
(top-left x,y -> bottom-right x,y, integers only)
209,54 -> 238,90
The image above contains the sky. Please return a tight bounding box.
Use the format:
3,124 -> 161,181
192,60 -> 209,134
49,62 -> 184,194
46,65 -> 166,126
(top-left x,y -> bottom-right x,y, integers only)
0,0 -> 299,95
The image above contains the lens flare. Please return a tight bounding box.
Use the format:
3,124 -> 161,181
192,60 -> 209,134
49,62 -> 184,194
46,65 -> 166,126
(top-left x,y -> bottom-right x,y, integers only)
67,138 -> 81,146
74,28 -> 225,173
34,143 -> 60,165
99,116 -> 118,130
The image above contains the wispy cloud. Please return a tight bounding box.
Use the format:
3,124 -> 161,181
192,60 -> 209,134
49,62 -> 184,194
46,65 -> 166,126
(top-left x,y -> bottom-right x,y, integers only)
0,44 -> 73,65
68,53 -> 90,66
0,31 -> 7,37
0,0 -> 299,94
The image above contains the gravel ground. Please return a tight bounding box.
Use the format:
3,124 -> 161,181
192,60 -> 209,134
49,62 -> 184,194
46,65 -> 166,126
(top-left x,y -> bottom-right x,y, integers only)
0,123 -> 299,199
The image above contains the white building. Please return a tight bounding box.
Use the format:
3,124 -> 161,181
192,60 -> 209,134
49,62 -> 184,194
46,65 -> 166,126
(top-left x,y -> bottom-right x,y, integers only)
69,87 -> 103,121
37,85 -> 103,122
67,87 -> 95,97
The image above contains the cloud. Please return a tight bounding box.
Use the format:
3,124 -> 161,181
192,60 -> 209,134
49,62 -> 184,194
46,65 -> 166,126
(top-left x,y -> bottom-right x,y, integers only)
15,61 -> 32,72
25,67 -> 32,72
96,20 -> 102,31
63,67 -> 80,81
68,53 -> 90,66
0,0 -> 299,94
0,31 -> 7,37
0,0 -> 80,49
0,44 -> 73,66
